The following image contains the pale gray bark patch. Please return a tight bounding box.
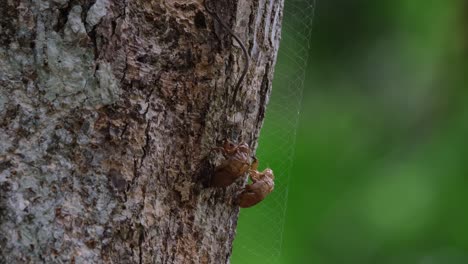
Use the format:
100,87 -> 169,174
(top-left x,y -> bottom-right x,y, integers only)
86,0 -> 109,30
64,5 -> 88,42
34,3 -> 119,107
0,0 -> 284,263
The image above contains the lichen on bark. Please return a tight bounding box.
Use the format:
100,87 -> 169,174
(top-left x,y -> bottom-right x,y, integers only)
0,0 -> 284,263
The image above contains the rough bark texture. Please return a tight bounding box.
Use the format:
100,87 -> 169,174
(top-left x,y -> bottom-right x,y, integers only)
0,0 -> 283,263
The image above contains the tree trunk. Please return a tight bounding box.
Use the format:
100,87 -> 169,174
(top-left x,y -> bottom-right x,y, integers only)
0,0 -> 283,263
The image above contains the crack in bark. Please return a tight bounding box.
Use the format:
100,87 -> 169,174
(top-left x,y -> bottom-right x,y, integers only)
138,226 -> 144,264
129,156 -> 138,192
120,121 -> 128,138
140,120 -> 151,168
88,27 -> 100,60
255,63 -> 270,131
140,86 -> 155,168
120,51 -> 129,84
247,0 -> 257,54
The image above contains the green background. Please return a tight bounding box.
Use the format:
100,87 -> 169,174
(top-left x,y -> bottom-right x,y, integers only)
232,0 -> 468,263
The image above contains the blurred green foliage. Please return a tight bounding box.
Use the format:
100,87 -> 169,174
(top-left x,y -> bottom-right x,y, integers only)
233,0 -> 468,263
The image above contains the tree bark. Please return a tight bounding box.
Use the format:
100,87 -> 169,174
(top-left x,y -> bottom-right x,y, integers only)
0,0 -> 283,263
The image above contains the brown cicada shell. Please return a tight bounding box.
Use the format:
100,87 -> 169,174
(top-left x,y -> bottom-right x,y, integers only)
237,168 -> 274,208
211,140 -> 257,188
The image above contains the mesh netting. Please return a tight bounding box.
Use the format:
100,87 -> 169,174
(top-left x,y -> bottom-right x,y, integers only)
231,0 -> 316,263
